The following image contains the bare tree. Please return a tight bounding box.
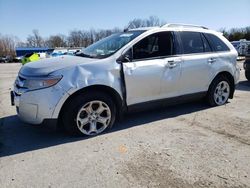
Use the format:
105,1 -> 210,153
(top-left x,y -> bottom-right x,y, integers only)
147,16 -> 162,26
0,34 -> 18,57
82,30 -> 95,47
4,20 -> 250,54
89,28 -> 121,43
26,29 -> 44,47
126,16 -> 166,29
12,18 -> 166,50
46,34 -> 67,48
218,28 -> 229,38
93,29 -> 112,42
220,27 -> 250,41
16,41 -> 29,47
67,28 -> 121,47
67,30 -> 85,47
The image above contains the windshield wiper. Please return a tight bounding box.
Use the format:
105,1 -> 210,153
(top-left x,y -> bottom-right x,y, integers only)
76,52 -> 95,58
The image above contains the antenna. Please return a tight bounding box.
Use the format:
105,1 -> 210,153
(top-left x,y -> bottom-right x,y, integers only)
124,22 -> 137,32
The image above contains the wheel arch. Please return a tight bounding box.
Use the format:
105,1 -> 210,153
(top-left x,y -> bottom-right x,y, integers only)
210,71 -> 235,99
58,84 -> 125,121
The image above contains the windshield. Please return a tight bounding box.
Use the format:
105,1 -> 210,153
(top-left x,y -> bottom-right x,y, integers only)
78,31 -> 144,59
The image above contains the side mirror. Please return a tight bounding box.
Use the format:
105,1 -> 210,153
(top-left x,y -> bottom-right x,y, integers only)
117,49 -> 132,63
123,54 -> 132,62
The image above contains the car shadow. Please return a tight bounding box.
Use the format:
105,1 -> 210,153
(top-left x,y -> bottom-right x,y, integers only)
236,80 -> 250,91
0,101 -> 209,157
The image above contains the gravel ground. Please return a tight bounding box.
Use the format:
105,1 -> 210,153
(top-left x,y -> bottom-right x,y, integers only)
0,62 -> 250,188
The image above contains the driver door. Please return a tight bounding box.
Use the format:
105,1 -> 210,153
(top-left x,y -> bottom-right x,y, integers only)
122,31 -> 181,106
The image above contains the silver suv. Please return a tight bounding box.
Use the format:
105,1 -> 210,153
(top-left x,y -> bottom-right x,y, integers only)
11,24 -> 240,136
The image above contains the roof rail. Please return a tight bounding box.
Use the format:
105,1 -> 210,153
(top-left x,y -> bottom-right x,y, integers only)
162,23 -> 208,29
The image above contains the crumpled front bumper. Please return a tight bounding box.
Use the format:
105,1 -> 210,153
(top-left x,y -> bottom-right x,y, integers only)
11,84 -> 69,124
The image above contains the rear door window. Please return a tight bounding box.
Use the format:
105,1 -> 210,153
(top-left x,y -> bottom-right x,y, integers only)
201,34 -> 212,52
179,32 -> 204,54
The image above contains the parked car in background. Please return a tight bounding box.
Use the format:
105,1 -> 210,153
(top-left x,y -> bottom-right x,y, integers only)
37,52 -> 48,59
51,51 -> 65,57
231,41 -> 240,54
21,53 -> 40,65
231,39 -> 250,56
0,56 -> 15,63
14,56 -> 23,62
0,56 -> 7,63
11,23 -> 240,136
243,44 -> 250,81
245,44 -> 250,56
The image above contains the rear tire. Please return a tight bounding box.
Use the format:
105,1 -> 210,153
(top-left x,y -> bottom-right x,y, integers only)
245,71 -> 250,81
62,91 -> 116,136
207,76 -> 231,106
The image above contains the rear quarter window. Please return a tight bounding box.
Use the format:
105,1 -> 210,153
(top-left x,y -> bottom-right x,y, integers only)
204,33 -> 230,52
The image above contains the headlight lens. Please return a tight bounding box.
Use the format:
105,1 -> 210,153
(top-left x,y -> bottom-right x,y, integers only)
23,76 -> 62,90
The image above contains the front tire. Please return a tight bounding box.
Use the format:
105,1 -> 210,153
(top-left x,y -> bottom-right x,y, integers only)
62,91 -> 116,136
245,71 -> 250,81
207,76 -> 231,106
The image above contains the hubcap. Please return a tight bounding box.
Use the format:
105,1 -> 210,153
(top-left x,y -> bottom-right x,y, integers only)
76,100 -> 111,136
214,81 -> 230,105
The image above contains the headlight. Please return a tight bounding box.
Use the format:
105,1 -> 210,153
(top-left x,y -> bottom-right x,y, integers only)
23,76 -> 62,90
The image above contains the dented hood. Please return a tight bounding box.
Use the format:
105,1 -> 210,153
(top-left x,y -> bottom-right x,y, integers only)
19,55 -> 97,76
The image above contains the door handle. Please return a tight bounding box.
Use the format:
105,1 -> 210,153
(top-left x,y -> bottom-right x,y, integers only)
167,60 -> 177,68
208,58 -> 216,63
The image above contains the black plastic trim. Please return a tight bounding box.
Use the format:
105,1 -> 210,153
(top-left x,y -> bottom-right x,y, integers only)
127,92 -> 207,113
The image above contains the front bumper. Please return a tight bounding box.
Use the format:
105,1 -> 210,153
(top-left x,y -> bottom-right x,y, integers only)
11,83 -> 68,124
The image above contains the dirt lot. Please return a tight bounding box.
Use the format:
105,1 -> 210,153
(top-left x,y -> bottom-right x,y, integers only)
0,62 -> 250,188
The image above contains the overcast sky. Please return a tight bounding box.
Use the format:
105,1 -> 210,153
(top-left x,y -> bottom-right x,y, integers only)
0,0 -> 249,41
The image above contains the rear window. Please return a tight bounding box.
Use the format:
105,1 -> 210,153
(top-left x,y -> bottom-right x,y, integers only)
204,33 -> 230,52
179,32 -> 204,54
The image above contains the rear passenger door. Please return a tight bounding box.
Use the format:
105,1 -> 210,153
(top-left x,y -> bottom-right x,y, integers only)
178,31 -> 217,95
204,33 -> 232,72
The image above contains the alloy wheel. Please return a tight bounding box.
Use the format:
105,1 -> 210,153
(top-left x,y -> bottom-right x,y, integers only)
76,100 -> 111,136
213,81 -> 230,105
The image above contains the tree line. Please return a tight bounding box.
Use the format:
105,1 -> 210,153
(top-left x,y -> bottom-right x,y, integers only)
16,16 -> 164,49
220,27 -> 250,41
0,16 -> 250,57
0,35 -> 19,57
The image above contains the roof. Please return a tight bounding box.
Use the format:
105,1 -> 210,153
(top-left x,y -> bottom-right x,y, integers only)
162,23 -> 208,30
128,23 -> 210,32
128,27 -> 159,31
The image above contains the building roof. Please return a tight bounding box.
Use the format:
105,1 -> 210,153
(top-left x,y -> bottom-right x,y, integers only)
15,47 -> 54,57
16,47 -> 54,51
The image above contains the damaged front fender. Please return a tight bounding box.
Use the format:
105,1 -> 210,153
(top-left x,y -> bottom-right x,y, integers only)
51,59 -> 124,119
